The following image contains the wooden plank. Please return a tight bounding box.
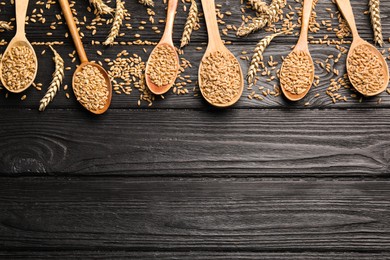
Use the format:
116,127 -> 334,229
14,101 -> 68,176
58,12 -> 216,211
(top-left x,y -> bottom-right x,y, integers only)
0,0 -> 389,109
0,108 -> 389,176
0,251 -> 388,259
1,177 -> 390,253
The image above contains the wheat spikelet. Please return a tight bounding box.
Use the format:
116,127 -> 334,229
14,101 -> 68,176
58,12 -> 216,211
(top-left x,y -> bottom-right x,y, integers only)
138,0 -> 154,7
0,21 -> 13,31
247,30 -> 289,84
237,0 -> 286,36
247,0 -> 268,14
180,0 -> 198,48
369,0 -> 383,46
104,0 -> 127,46
237,17 -> 268,37
89,0 -> 113,15
264,0 -> 286,24
39,46 -> 64,112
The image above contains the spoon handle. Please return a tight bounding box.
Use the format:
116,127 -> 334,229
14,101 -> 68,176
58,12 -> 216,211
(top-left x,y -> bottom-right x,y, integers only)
296,0 -> 314,49
201,0 -> 222,49
15,0 -> 29,37
161,0 -> 178,44
334,0 -> 359,38
58,0 -> 88,63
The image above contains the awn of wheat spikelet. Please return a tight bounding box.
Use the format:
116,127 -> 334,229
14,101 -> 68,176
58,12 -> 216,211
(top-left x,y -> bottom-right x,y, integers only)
180,0 -> 199,48
39,46 -> 65,112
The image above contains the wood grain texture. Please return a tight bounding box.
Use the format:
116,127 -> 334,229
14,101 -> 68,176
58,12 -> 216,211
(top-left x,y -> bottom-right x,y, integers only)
1,251 -> 388,259
0,0 -> 389,109
1,178 -> 390,254
0,108 -> 389,176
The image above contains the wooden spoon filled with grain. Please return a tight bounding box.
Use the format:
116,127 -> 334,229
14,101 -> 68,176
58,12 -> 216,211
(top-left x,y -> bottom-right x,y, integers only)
198,0 -> 244,107
280,0 -> 315,101
59,0 -> 112,114
145,0 -> 180,95
0,0 -> 38,93
336,0 -> 389,96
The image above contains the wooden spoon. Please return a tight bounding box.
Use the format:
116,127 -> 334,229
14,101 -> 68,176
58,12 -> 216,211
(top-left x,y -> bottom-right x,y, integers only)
145,0 -> 179,95
199,0 -> 244,107
59,0 -> 112,114
280,0 -> 315,101
335,0 -> 389,96
0,0 -> 38,93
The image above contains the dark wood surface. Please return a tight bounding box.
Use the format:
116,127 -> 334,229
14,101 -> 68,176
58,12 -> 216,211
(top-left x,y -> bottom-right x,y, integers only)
1,0 -> 390,258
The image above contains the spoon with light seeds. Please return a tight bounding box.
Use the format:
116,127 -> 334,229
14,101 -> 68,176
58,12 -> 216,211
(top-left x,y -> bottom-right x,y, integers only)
280,0 -> 315,101
335,0 -> 389,96
145,0 -> 179,95
199,0 -> 244,107
0,0 -> 38,93
59,0 -> 112,114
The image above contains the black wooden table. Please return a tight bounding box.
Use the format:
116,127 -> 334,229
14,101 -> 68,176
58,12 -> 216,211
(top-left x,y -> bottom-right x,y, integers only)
1,0 -> 390,258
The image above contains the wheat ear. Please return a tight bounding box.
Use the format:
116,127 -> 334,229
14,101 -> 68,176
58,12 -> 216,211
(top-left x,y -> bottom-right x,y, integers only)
39,46 -> 64,112
104,0 -> 127,45
138,0 -> 154,7
180,0 -> 198,48
247,30 -> 289,84
0,21 -> 13,31
89,0 -> 114,15
237,0 -> 285,37
247,0 -> 269,14
369,0 -> 383,47
237,17 -> 268,37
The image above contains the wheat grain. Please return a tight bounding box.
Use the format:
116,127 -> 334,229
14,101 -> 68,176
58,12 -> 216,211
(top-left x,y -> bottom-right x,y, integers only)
0,21 -> 13,31
237,0 -> 286,36
39,46 -> 65,112
138,0 -> 154,7
199,51 -> 242,105
146,44 -> 178,87
348,44 -> 385,95
247,0 -> 268,14
247,30 -> 288,84
1,46 -> 37,91
180,0 -> 198,48
103,0 -> 128,46
89,0 -> 114,15
280,50 -> 313,95
369,0 -> 384,47
74,64 -> 109,112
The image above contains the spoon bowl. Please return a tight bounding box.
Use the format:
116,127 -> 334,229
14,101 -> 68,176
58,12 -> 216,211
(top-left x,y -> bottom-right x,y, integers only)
336,0 -> 389,96
199,44 -> 244,108
0,0 -> 38,93
199,0 -> 244,107
73,62 -> 112,115
346,38 -> 389,97
59,0 -> 112,114
145,0 -> 179,95
145,42 -> 179,95
280,0 -> 315,101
